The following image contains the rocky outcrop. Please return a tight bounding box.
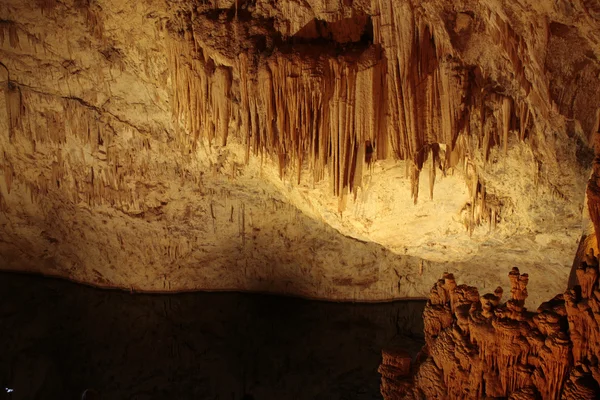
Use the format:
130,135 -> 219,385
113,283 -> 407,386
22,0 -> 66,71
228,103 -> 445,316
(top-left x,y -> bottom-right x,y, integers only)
0,0 -> 597,301
379,348 -> 414,398
381,261 -> 600,399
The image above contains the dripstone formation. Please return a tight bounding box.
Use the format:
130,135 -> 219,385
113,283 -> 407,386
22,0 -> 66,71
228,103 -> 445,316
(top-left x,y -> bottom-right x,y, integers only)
0,1 -> 598,304
381,263 -> 600,399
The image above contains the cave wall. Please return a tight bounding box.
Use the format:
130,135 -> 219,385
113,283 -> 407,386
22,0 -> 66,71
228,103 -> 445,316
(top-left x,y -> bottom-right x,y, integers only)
0,0 -> 598,302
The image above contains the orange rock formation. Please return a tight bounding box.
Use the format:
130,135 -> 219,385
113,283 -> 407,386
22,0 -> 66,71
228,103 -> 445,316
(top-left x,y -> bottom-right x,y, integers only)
381,263 -> 600,399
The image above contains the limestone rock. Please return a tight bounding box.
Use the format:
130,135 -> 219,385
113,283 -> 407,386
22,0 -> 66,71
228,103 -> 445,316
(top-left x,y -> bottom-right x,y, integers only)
379,349 -> 413,398
0,0 -> 597,302
384,262 -> 600,399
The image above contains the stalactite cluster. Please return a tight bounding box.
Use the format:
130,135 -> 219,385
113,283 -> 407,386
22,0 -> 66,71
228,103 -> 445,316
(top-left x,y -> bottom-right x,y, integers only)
0,17 -> 185,215
169,31 -> 233,150
1,79 -> 169,212
0,20 -> 20,49
373,2 -> 463,173
166,1 -> 535,222
380,260 -> 600,399
169,32 -> 387,210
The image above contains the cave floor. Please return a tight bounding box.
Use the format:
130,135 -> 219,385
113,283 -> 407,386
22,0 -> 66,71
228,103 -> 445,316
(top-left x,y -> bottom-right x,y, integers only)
0,273 -> 424,400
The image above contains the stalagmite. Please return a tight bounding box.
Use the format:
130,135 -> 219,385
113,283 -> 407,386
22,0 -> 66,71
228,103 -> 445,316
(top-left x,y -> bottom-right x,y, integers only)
382,261 -> 600,399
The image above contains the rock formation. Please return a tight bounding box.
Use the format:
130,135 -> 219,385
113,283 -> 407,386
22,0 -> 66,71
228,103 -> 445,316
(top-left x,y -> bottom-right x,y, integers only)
0,0 -> 598,302
380,261 -> 600,399
378,41 -> 600,395
379,348 -> 415,398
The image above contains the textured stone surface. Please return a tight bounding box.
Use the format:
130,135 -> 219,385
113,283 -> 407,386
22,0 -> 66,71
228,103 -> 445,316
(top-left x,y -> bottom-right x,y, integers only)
1,0 -> 598,302
379,349 -> 414,398
381,262 -> 600,399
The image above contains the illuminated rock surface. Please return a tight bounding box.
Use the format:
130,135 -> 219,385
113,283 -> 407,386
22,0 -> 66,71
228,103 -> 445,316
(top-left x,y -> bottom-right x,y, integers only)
381,263 -> 600,399
0,0 -> 598,303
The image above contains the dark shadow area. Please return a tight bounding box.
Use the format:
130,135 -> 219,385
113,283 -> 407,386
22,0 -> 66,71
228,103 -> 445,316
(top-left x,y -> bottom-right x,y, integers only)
292,14 -> 373,45
195,2 -> 375,59
0,273 -> 424,400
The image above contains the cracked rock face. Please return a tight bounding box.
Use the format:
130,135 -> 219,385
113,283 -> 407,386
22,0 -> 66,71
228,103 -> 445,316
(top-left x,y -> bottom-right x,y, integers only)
0,0 -> 599,303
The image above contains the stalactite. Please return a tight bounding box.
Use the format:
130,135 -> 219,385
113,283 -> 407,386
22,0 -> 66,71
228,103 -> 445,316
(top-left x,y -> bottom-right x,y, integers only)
502,97 -> 512,155
0,21 -> 21,49
489,14 -> 532,96
371,1 -> 471,202
171,30 -> 386,206
461,163 -> 502,234
5,82 -> 22,142
168,34 -> 233,150
2,162 -> 13,194
518,101 -> 531,141
429,147 -> 436,200
165,2 -> 536,215
0,79 -> 162,213
410,163 -> 420,205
